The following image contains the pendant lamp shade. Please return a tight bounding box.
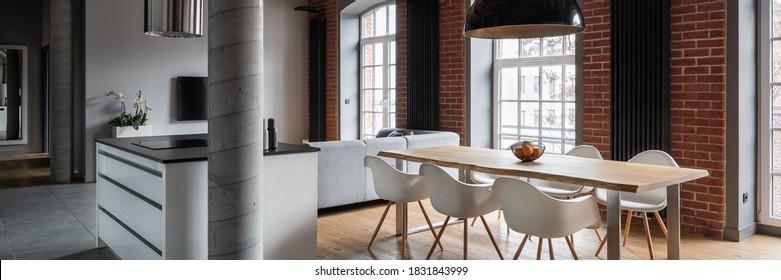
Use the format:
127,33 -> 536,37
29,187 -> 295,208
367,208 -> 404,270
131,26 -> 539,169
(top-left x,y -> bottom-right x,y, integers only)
145,0 -> 204,38
465,0 -> 585,39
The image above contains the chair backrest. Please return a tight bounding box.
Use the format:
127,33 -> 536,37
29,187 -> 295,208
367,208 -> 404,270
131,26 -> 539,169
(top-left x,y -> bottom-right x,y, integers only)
419,163 -> 501,218
493,177 -> 602,238
620,150 -> 679,206
528,145 -> 603,192
364,156 -> 428,203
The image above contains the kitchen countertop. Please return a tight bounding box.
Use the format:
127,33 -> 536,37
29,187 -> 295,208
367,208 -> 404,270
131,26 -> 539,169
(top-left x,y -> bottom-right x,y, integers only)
96,133 -> 320,164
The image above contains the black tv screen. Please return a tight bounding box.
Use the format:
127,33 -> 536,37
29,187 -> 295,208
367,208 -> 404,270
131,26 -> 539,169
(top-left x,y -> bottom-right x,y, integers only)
176,76 -> 208,121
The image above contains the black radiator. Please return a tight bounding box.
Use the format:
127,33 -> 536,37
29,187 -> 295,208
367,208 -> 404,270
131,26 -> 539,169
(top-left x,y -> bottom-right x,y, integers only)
610,0 -> 671,161
406,0 -> 439,130
309,17 -> 327,142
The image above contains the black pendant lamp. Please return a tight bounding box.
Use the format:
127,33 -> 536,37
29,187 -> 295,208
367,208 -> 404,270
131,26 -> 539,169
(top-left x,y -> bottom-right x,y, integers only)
144,0 -> 204,38
465,0 -> 585,39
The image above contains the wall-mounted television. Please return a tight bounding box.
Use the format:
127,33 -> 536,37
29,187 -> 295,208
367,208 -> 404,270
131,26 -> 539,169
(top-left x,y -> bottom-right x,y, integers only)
176,76 -> 208,121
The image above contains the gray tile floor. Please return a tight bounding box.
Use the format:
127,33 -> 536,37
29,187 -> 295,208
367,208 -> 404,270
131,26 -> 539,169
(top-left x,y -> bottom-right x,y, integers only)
0,183 -> 113,260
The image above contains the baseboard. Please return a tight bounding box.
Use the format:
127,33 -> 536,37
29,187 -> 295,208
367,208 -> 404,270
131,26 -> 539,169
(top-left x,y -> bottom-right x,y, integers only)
724,223 -> 757,241
757,224 -> 781,237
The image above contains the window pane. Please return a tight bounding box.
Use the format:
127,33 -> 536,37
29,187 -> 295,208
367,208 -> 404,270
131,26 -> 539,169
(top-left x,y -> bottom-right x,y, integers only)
520,67 -> 539,100
363,11 -> 374,38
774,86 -> 781,127
500,135 -> 519,150
373,89 -> 384,112
389,65 -> 396,88
564,35 -> 576,55
774,40 -> 781,82
774,130 -> 781,173
774,175 -> 781,219
520,102 -> 539,137
373,112 -> 384,131
541,102 -> 563,138
390,41 -> 396,64
499,68 -> 518,100
565,102 -> 576,139
389,5 -> 396,35
363,90 -> 373,110
373,66 -> 383,88
374,43 -> 384,67
564,140 -> 576,153
500,102 -> 518,135
542,66 -> 563,101
375,6 -> 387,36
542,36 -> 563,56
498,39 -> 520,59
363,112 -> 373,134
542,138 -> 563,154
363,44 -> 377,66
521,38 -> 540,57
363,67 -> 374,89
565,65 -> 576,101
774,0 -> 781,37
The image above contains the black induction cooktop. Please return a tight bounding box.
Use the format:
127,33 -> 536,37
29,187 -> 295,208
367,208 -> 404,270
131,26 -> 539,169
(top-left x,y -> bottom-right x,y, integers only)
131,138 -> 208,150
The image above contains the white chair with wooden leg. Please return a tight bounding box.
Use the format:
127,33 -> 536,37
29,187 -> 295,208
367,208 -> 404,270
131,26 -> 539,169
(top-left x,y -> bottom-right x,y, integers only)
419,163 -> 504,260
527,145 -> 604,242
364,156 -> 442,260
493,177 -> 602,260
594,150 -> 676,260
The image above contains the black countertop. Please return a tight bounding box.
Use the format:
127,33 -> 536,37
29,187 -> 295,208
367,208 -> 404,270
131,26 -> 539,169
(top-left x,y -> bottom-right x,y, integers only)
96,134 -> 320,164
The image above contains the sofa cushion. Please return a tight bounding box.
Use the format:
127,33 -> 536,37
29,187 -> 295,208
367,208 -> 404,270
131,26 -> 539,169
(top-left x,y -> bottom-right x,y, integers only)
307,140 -> 367,209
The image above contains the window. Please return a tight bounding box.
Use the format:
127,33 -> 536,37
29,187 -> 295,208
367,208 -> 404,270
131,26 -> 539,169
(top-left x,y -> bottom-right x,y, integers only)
760,0 -> 781,227
494,36 -> 577,154
360,4 -> 396,139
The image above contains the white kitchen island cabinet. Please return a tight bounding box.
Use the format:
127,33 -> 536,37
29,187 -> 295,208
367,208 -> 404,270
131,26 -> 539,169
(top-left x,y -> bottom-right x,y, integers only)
96,134 -> 319,260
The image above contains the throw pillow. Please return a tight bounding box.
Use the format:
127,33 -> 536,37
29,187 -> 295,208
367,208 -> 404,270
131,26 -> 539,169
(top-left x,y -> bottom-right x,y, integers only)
387,130 -> 404,137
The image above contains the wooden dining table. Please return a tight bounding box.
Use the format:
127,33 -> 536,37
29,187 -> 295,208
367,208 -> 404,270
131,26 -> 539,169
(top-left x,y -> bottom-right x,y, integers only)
378,145 -> 709,260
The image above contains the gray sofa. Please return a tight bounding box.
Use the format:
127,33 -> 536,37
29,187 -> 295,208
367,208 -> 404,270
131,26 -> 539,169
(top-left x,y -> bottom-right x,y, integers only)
308,129 -> 459,209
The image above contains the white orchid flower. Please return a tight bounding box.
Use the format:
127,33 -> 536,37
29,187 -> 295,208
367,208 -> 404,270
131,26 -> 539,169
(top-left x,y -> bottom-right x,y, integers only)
133,90 -> 144,109
105,90 -> 124,101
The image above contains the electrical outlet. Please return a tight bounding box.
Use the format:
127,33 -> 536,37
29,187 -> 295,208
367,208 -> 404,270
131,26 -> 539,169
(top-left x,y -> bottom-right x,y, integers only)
742,193 -> 749,204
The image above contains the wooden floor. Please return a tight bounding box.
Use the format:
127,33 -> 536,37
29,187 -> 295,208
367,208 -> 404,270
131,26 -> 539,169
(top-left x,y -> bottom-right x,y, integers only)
317,199 -> 781,260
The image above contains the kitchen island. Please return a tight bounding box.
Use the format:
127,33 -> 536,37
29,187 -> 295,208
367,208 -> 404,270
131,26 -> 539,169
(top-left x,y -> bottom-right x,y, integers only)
96,134 -> 319,260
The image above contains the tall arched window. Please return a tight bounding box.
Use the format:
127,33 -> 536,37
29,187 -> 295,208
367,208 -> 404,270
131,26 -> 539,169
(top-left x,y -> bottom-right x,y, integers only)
360,4 -> 396,139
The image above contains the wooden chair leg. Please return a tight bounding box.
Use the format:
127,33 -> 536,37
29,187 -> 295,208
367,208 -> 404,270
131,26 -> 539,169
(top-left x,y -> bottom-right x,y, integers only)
463,217 -> 468,260
536,237 -> 543,260
426,216 -> 451,260
513,234 -> 530,260
401,202 -> 408,260
548,238 -> 554,260
418,201 -> 443,250
595,235 -> 607,256
623,210 -> 633,247
653,211 -> 668,239
642,212 -> 655,260
470,217 -> 477,226
498,209 -> 502,219
480,215 -> 504,260
368,201 -> 392,248
564,236 -> 579,260
594,228 -> 602,242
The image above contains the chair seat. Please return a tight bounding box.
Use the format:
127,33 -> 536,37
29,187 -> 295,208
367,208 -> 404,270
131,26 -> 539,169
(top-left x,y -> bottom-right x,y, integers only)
595,189 -> 666,212
536,185 -> 582,198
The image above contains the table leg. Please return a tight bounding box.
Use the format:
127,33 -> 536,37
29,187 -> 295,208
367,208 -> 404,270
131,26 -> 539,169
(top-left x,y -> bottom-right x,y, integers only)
606,190 -> 621,260
395,159 -> 405,235
667,184 -> 681,260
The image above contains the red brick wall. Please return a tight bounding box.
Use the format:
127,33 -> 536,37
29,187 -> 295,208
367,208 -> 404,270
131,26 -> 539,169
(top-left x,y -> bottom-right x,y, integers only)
396,0 -> 408,129
308,0 -> 340,141
581,0 -> 727,238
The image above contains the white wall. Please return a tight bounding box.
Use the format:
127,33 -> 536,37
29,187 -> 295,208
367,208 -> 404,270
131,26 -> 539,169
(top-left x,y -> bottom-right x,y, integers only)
263,0 -> 309,144
85,0 -> 308,181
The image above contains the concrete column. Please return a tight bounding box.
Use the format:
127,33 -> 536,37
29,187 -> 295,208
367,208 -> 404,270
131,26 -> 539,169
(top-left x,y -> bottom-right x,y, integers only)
207,0 -> 264,259
50,0 -> 74,183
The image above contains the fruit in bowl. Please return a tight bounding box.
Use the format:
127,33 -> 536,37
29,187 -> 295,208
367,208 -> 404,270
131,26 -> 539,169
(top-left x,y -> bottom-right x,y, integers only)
510,141 -> 546,162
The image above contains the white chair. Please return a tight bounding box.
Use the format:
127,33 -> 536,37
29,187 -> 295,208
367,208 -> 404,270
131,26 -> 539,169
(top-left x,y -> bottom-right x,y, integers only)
594,150 -> 675,260
528,145 -> 604,198
493,177 -> 601,260
364,156 -> 442,260
419,163 -> 504,260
